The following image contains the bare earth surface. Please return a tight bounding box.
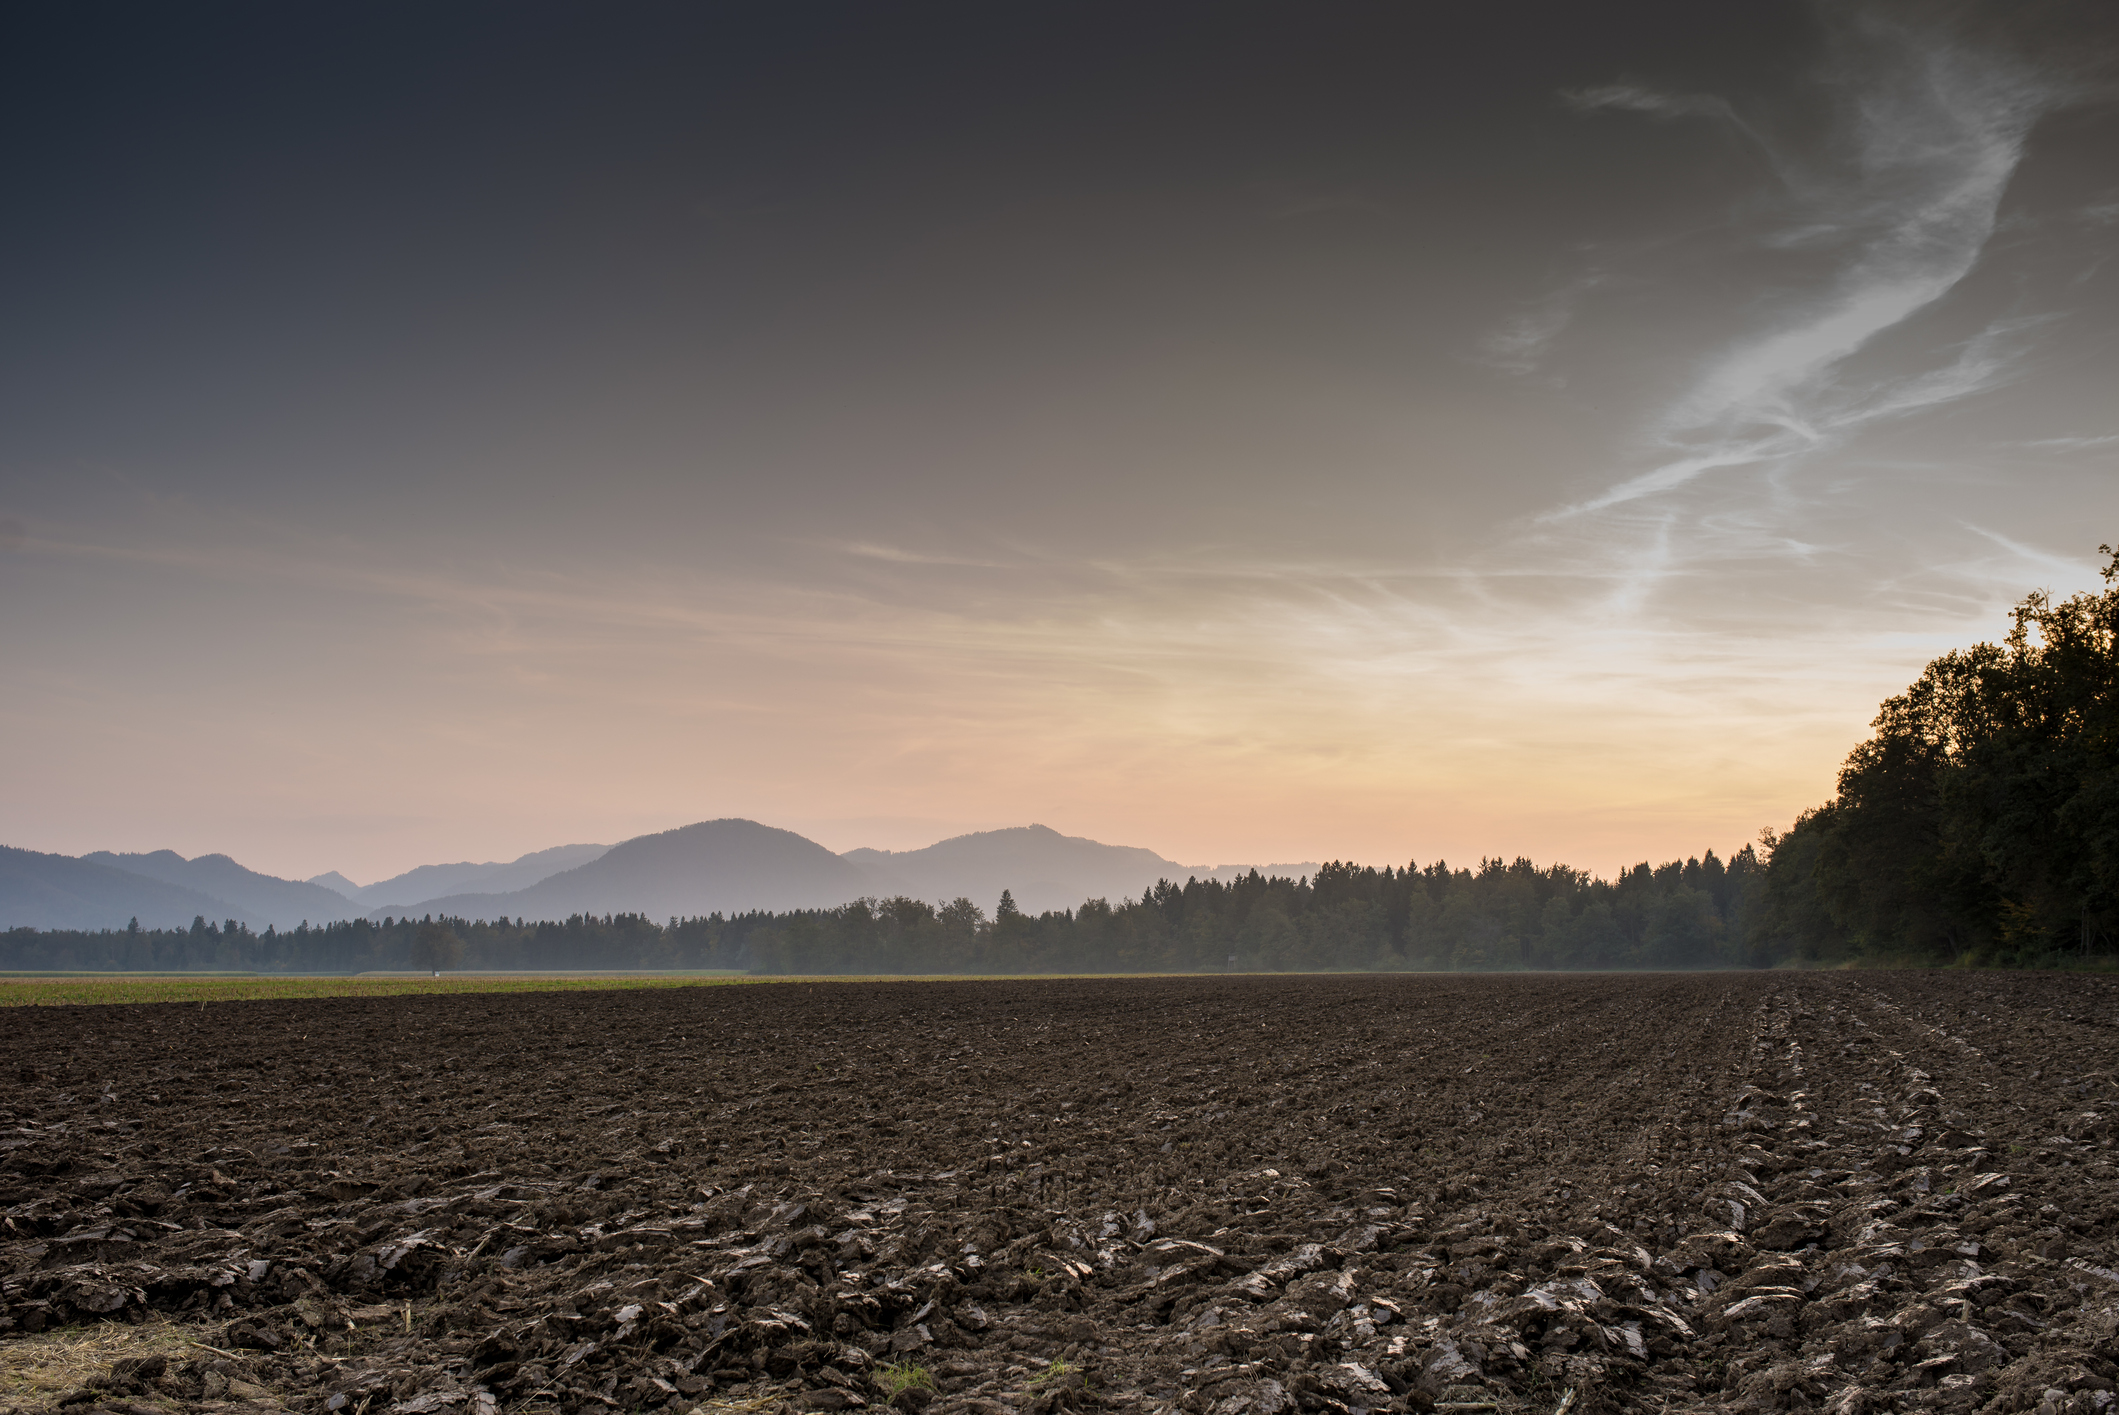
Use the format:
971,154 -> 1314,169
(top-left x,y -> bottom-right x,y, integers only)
3,973 -> 2117,1415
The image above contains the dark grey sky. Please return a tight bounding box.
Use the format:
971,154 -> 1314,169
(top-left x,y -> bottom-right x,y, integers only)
3,2 -> 2115,879
0,3 -> 1823,545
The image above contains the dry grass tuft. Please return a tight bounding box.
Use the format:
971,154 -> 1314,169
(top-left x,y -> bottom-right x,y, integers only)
692,1394 -> 791,1413
0,1315 -> 203,1407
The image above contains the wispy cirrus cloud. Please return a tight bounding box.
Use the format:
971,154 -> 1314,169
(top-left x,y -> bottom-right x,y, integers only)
1477,276 -> 1605,378
835,541 -> 1008,569
1568,27 -> 2059,516
1561,83 -> 1741,124
2023,433 -> 2119,451
1560,82 -> 1782,175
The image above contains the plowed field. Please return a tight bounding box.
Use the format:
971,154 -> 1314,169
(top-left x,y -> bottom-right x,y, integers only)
4,973 -> 2117,1415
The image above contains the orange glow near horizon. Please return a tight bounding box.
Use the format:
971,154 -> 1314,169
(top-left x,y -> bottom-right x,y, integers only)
5,515 -> 2082,885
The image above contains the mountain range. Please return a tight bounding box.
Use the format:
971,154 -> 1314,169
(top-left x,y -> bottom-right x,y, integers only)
0,847 -> 263,932
85,850 -> 364,926
2,820 -> 1320,931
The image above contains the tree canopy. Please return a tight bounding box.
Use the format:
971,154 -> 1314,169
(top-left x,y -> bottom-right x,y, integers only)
1754,546 -> 2119,965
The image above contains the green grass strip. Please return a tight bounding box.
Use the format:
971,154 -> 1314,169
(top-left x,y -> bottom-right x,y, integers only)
0,968 -> 1262,1006
0,974 -> 760,1007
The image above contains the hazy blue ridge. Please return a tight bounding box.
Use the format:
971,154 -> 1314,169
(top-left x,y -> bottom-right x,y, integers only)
349,842 -> 609,910
1,846 -> 257,932
84,850 -> 363,930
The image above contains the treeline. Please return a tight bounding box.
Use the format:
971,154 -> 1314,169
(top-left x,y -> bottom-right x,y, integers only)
0,913 -> 672,975
3,849 -> 1774,974
1748,547 -> 2119,968
726,852 -> 1768,973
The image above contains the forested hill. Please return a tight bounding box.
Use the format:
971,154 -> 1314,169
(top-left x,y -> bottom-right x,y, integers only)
5,849 -> 1769,973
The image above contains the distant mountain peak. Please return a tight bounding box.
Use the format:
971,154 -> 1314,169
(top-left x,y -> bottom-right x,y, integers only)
836,823 -> 1186,915
848,822 -> 1142,861
376,818 -> 866,921
307,870 -> 362,898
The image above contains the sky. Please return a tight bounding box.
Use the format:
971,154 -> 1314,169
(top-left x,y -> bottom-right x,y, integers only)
3,1 -> 2116,886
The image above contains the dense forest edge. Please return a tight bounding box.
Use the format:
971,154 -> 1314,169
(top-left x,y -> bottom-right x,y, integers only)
12,553 -> 2119,976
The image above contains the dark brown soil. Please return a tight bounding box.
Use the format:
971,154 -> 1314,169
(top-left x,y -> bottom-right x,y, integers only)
4,973 -> 2117,1415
